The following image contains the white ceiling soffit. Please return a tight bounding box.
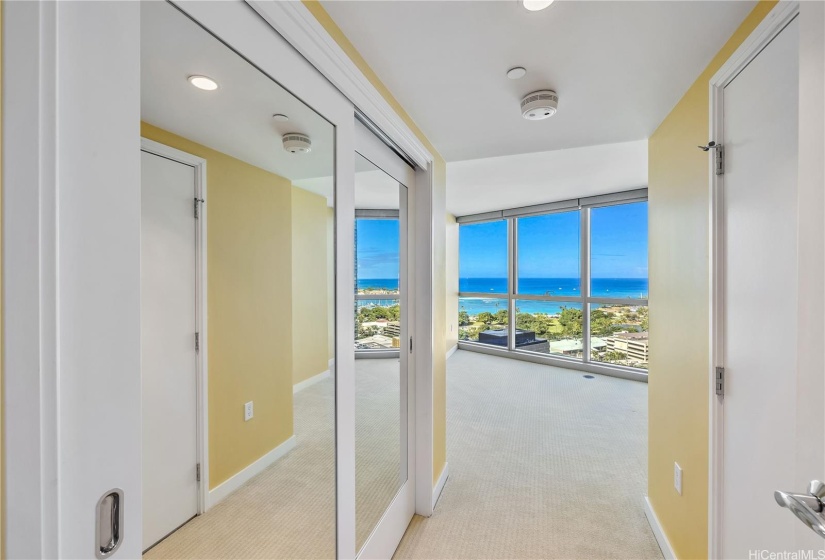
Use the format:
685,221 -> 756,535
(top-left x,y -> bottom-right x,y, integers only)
321,0 -> 757,162
447,140 -> 647,216
140,1 -> 334,184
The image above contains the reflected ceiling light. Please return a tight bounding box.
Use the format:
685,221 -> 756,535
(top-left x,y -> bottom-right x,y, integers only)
522,0 -> 554,11
272,113 -> 290,122
507,67 -> 527,80
187,75 -> 218,91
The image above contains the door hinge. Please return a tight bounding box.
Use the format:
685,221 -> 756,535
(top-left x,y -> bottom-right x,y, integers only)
715,145 -> 725,175
196,463 -> 201,482
195,332 -> 200,353
194,197 -> 204,219
409,336 -> 413,353
715,366 -> 725,397
698,141 -> 724,175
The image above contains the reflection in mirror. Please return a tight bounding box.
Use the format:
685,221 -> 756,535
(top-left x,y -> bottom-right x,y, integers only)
354,153 -> 408,551
140,2 -> 335,557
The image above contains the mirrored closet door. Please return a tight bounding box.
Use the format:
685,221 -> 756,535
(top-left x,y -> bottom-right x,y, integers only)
140,2 -> 338,558
351,120 -> 417,559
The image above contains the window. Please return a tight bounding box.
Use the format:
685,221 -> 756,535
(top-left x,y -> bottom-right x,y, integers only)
458,220 -> 509,347
457,197 -> 649,373
355,217 -> 400,350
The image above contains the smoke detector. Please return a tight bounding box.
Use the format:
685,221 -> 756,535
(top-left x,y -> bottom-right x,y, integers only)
283,133 -> 312,154
521,90 -> 558,120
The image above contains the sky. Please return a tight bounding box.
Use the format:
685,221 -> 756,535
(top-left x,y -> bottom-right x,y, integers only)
356,219 -> 400,279
459,202 -> 648,279
355,202 -> 648,280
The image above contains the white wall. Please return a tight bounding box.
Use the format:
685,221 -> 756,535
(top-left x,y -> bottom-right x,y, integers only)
795,0 -> 825,548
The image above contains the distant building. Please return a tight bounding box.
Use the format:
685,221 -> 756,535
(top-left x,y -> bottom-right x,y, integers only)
548,337 -> 606,357
477,328 -> 549,353
605,331 -> 649,363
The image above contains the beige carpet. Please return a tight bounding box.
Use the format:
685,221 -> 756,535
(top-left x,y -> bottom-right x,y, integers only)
394,350 -> 662,560
145,352 -> 661,560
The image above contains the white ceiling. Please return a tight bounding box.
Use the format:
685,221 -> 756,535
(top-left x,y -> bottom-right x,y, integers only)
447,140 -> 647,216
141,1 -> 333,184
321,0 -> 756,162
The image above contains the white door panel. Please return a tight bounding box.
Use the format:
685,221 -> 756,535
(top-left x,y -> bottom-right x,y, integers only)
141,150 -> 199,550
721,17 -> 800,556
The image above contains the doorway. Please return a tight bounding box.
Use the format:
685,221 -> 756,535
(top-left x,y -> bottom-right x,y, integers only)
140,145 -> 204,551
709,6 -> 822,554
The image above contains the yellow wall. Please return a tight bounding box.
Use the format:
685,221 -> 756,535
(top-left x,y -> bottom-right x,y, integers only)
291,187 -> 333,384
141,123 -> 295,489
647,3 -> 776,557
1,1 -> 5,554
446,214 -> 459,352
326,207 -> 335,361
303,0 -> 449,486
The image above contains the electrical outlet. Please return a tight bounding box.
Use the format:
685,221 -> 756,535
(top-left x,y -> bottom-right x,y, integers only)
244,401 -> 254,422
674,462 -> 683,495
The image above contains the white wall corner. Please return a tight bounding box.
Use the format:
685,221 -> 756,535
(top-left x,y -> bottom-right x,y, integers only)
644,497 -> 676,560
432,462 -> 449,510
207,435 -> 297,510
446,344 -> 458,360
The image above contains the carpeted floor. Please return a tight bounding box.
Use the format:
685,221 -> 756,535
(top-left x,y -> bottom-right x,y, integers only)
395,350 -> 662,560
145,351 -> 661,560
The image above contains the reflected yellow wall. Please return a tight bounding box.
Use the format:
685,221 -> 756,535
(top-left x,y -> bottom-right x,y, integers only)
303,0 -> 449,486
1,1 -> 4,555
292,187 -> 333,384
647,3 -> 776,557
141,123 -> 295,489
326,207 -> 335,361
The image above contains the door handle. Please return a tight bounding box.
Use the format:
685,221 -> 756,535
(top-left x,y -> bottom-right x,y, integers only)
775,480 -> 825,539
95,489 -> 125,558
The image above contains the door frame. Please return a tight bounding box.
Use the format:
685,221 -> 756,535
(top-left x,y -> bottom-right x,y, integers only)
139,138 -> 209,516
707,2 -> 800,557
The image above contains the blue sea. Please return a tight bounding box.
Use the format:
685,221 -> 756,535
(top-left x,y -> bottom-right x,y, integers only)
459,277 -> 647,315
357,277 -> 647,315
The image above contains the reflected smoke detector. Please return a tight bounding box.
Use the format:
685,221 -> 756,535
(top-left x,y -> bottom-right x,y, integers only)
283,133 -> 312,154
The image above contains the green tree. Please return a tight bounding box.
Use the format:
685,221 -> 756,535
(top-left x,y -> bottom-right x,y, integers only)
558,307 -> 583,337
477,311 -> 493,324
493,309 -> 508,325
458,310 -> 470,326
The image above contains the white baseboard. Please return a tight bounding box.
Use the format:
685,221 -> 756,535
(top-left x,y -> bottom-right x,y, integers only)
644,496 -> 676,560
446,344 -> 458,360
432,462 -> 449,509
293,369 -> 330,393
207,436 -> 296,509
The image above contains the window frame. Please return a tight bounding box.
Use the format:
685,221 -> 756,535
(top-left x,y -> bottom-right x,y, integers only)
457,191 -> 649,380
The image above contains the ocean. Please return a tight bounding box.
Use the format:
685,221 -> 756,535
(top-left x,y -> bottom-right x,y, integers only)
357,277 -> 648,315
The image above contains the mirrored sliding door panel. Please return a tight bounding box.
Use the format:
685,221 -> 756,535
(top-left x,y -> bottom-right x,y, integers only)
354,152 -> 408,552
141,2 -> 336,557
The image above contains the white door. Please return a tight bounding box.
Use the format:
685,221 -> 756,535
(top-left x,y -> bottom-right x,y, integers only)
141,150 -> 200,550
720,16 -> 802,556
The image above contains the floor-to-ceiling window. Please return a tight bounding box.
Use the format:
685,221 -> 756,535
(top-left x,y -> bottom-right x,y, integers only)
457,190 -> 649,375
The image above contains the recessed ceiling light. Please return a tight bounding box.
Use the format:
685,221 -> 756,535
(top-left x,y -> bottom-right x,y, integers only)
522,0 -> 554,11
188,75 -> 218,91
272,114 -> 290,122
507,67 -> 527,80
